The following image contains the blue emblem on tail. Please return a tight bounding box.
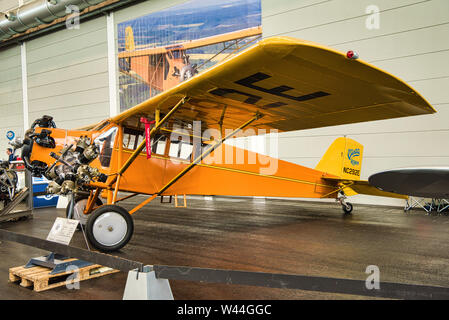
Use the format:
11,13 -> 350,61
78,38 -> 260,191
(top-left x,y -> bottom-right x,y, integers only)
347,148 -> 360,166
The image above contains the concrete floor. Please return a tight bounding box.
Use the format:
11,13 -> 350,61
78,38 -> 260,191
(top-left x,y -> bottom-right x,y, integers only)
1,196 -> 449,300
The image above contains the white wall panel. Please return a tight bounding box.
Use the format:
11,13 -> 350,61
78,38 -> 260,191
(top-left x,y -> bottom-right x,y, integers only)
261,0 -> 449,206
26,16 -> 109,129
0,0 -> 18,12
114,0 -> 188,24
0,44 -> 22,159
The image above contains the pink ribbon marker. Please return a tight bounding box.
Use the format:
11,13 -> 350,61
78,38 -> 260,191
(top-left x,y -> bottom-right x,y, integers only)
140,117 -> 156,159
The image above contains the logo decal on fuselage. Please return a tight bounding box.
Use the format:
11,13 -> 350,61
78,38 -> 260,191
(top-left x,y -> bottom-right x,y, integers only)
347,148 -> 360,166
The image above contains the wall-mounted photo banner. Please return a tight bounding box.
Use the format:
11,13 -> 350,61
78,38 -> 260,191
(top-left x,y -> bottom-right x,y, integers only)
117,0 -> 262,112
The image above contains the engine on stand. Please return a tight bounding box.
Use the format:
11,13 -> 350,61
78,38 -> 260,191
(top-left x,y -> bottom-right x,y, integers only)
0,161 -> 18,209
13,116 -> 108,199
44,136 -> 107,197
13,115 -> 133,253
7,116 -> 113,270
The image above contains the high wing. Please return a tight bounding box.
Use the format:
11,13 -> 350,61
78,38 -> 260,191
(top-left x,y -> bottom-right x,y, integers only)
369,168 -> 449,198
106,36 -> 435,134
322,177 -> 408,199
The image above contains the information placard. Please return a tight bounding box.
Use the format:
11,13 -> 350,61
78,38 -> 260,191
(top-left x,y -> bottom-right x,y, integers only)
46,217 -> 79,245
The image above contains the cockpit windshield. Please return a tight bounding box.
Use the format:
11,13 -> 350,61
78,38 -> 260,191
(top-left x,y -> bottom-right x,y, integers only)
94,126 -> 118,168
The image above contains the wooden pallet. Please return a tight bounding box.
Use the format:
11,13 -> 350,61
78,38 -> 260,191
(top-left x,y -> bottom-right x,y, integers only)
9,259 -> 119,292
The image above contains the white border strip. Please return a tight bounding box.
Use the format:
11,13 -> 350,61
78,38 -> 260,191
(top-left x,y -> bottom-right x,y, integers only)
21,42 -> 29,131
107,12 -> 118,117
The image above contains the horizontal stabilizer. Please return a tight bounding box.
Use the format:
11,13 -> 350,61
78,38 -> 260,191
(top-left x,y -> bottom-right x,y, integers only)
322,177 -> 408,199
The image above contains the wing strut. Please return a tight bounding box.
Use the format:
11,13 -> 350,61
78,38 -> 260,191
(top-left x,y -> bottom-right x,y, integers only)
157,111 -> 264,195
108,96 -> 188,203
128,111 -> 264,214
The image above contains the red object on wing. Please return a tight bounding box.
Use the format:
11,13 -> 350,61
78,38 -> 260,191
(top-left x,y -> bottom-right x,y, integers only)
140,118 -> 156,159
346,50 -> 359,60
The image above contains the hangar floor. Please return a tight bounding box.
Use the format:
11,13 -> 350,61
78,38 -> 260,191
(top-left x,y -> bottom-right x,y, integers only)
1,196 -> 449,300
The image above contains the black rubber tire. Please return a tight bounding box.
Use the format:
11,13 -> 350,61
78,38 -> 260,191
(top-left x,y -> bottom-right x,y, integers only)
342,202 -> 353,215
66,195 -> 103,227
86,205 -> 134,252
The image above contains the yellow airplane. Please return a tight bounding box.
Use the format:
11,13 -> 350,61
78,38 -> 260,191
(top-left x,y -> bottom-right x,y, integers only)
18,37 -> 435,252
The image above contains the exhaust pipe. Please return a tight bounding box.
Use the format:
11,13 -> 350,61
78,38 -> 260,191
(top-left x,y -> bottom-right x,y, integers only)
0,0 -> 108,42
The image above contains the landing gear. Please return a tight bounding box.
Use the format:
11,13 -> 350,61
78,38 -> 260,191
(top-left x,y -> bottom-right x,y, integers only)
66,195 -> 103,227
342,202 -> 353,215
337,191 -> 353,215
86,205 -> 134,252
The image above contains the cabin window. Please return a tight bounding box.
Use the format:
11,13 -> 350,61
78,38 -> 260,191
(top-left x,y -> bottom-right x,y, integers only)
136,134 -> 145,151
123,133 -> 137,150
122,127 -> 169,157
169,136 -> 193,160
94,127 -> 118,168
168,139 -> 180,158
191,142 -> 214,162
153,135 -> 167,155
180,143 -> 193,160
123,127 -> 144,151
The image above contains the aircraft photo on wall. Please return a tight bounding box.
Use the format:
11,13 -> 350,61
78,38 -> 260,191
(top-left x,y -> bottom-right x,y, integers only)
117,0 -> 262,111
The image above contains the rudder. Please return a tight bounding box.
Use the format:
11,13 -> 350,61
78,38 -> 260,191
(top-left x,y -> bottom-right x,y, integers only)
315,137 -> 364,180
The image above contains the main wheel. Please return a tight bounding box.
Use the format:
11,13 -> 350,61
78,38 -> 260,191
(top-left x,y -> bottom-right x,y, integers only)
342,202 -> 353,215
66,195 -> 103,227
86,205 -> 134,252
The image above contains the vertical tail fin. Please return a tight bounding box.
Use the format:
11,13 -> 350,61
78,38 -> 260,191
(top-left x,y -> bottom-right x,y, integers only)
315,137 -> 364,180
125,26 -> 135,52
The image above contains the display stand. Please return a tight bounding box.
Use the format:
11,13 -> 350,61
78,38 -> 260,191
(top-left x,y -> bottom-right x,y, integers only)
25,253 -> 92,275
123,266 -> 173,300
24,193 -> 92,275
405,197 -> 449,215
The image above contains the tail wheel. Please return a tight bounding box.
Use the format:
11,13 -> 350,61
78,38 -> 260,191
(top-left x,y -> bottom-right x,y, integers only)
342,202 -> 353,215
86,205 -> 134,252
66,195 -> 103,227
